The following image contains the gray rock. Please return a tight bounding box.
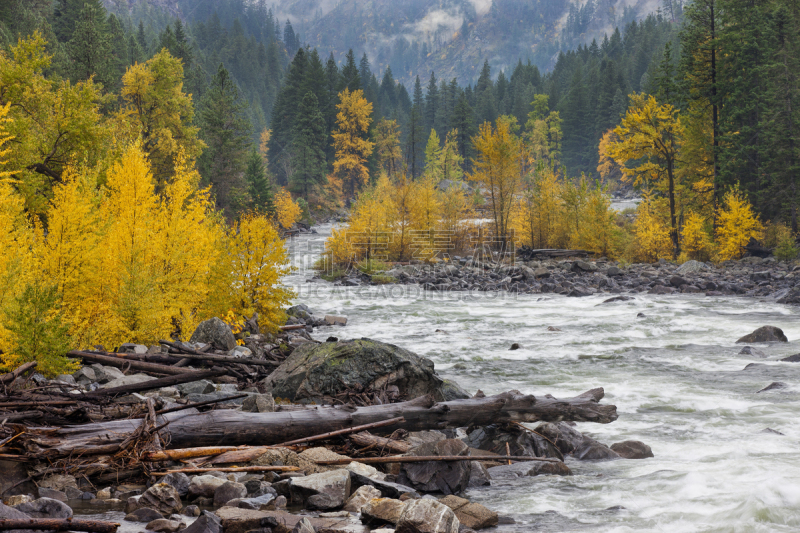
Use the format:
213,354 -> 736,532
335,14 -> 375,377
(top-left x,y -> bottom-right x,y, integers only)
145,519 -> 182,533
161,473 -> 190,497
185,392 -> 248,406
533,422 -> 618,460
182,506 -> 200,517
467,462 -> 491,488
606,266 -> 623,276
73,367 -> 96,384
438,495 -> 498,530
190,317 -> 237,351
610,440 -> 654,459
290,469 -> 351,510
362,498 -> 406,527
235,493 -> 277,510
349,472 -> 419,500
241,393 -> 275,413
228,346 -> 253,358
395,499 -> 459,533
739,346 -> 767,358
757,382 -> 788,393
324,315 -> 348,326
533,267 -> 550,279
176,380 -> 215,396
119,343 -> 148,354
291,517 -> 315,533
780,354 -> 800,362
244,481 -> 276,498
101,373 -> 155,389
397,439 -> 471,495
486,461 -> 572,479
138,483 -> 182,516
55,374 -> 76,385
287,304 -> 314,321
464,424 -> 561,460
36,488 -> 67,502
15,498 -> 73,519
188,475 -> 227,499
343,485 -> 381,512
180,511 -> 221,533
669,275 -> 689,287
261,338 -> 469,403
214,482 -> 248,507
126,508 -> 164,523
675,260 -> 709,275
736,326 -> 788,343
572,261 -> 598,272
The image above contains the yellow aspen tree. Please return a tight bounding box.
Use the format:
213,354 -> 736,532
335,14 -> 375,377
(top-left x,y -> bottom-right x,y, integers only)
681,211 -> 712,261
119,49 -> 204,188
275,188 -> 302,229
608,94 -> 682,258
597,130 -> 623,182
632,194 -> 673,262
469,116 -> 521,248
423,129 -> 442,180
439,129 -> 464,182
387,172 -> 416,261
409,175 -> 442,260
215,213 -> 294,331
572,182 -> 619,257
716,185 -> 764,261
332,89 -> 374,199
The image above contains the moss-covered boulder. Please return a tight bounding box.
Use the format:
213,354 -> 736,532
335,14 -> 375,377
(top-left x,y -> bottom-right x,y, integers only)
261,338 -> 469,404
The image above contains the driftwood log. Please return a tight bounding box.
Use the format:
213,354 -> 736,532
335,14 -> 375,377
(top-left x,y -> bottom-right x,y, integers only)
0,519 -> 119,533
18,389 -> 616,456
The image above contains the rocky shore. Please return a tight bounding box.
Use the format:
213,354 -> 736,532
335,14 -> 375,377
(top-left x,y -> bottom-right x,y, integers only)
330,257 -> 800,304
0,305 -> 651,533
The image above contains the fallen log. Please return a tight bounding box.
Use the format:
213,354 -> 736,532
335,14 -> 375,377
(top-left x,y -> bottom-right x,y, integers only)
69,351 -> 187,376
315,455 -> 562,465
279,325 -> 307,331
349,431 -> 411,454
158,341 -> 278,368
19,389 -> 616,454
275,417 -> 405,447
0,519 -> 119,533
153,394 -> 249,415
0,362 -> 37,385
153,466 -> 299,475
76,370 -> 225,399
142,446 -> 258,462
0,411 -> 42,422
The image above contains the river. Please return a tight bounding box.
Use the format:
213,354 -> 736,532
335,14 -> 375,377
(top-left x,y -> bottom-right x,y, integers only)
283,224 -> 800,532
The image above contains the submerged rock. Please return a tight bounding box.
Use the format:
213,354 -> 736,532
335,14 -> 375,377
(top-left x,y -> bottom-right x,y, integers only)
736,326 -> 788,343
397,439 -> 471,495
780,354 -> 800,362
486,461 -> 572,479
739,346 -> 767,357
757,381 -> 787,393
610,441 -> 654,459
261,338 -> 469,403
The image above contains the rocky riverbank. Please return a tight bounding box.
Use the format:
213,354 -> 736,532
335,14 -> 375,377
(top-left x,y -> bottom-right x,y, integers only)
0,309 -> 650,533
329,257 -> 800,304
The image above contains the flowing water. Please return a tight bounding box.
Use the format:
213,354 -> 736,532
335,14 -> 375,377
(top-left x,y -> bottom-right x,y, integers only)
283,225 -> 800,532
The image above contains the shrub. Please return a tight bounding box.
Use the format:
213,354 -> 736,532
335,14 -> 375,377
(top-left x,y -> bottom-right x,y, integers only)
0,284 -> 77,377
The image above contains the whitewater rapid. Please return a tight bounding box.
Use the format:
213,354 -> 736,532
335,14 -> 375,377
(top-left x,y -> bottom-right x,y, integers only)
284,225 -> 800,532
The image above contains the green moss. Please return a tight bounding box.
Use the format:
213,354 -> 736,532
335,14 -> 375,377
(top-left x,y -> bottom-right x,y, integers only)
370,274 -> 396,284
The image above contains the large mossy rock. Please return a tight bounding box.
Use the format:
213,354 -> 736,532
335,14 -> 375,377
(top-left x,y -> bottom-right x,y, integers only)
261,338 -> 469,403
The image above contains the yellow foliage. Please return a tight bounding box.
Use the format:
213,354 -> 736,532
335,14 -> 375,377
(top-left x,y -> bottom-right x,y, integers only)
376,119 -> 402,176
275,188 -> 302,229
631,195 -> 673,262
332,89 -> 374,198
512,165 -> 568,249
681,211 -> 712,261
572,181 -> 619,257
716,186 -> 763,261
470,116 -> 521,246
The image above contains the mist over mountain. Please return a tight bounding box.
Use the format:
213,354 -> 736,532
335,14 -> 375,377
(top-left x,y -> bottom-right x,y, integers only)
106,0 -> 667,84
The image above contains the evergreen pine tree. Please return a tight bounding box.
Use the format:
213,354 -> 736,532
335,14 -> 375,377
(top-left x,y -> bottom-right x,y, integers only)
340,49 -> 361,92
424,71 -> 439,137
245,147 -> 275,215
283,20 -> 297,54
290,92 -> 327,197
68,0 -> 114,89
198,64 -> 253,214
406,76 -> 425,178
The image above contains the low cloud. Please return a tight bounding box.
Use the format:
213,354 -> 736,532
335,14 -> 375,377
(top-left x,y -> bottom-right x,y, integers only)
466,0 -> 492,16
408,8 -> 464,37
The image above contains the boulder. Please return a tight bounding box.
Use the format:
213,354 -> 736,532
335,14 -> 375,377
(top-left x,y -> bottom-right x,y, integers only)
188,475 -> 228,499
119,343 -> 148,354
572,261 -> 598,272
395,499 -> 459,533
161,473 -> 190,497
739,346 -> 767,358
468,462 -> 491,488
290,469 -> 351,510
14,498 -> 73,519
138,483 -> 182,515
676,260 -> 709,275
361,498 -> 406,526
101,373 -> 155,389
348,472 -> 419,500
190,317 -> 237,351
464,424 -> 562,460
669,275 -> 689,287
36,488 -> 67,502
438,496 -> 497,530
606,266 -> 623,276
780,354 -> 800,362
245,480 -> 277,498
776,289 -> 800,305
145,519 -> 182,533
235,493 -> 277,510
601,295 -> 634,304
648,285 -> 676,295
180,511 -> 221,533
736,326 -> 788,343
241,393 -> 275,413
126,508 -> 164,523
291,517 -> 315,533
261,338 -> 469,403
610,441 -> 654,459
343,485 -> 381,512
182,506 -> 200,517
757,382 -> 788,393
325,315 -> 348,326
397,439 -> 471,495
533,267 -> 550,279
286,304 -> 314,321
345,461 -> 386,481
214,482 -> 248,507
486,461 -> 572,479
176,380 -> 215,396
